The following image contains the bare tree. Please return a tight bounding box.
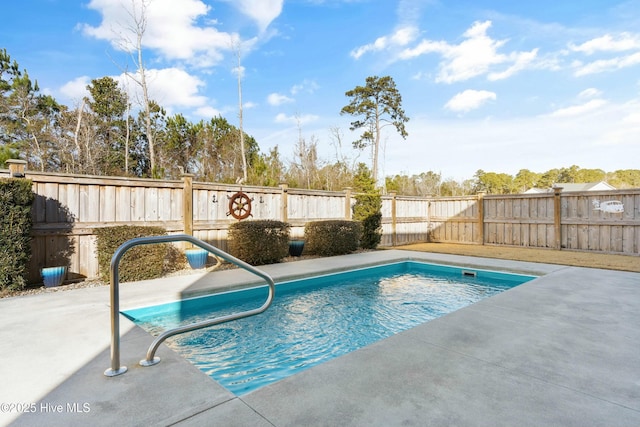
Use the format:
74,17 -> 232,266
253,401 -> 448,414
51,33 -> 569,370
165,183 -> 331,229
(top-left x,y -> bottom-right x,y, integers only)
327,126 -> 358,188
289,117 -> 322,189
65,98 -> 98,174
328,126 -> 347,164
115,0 -> 158,176
231,37 -> 248,183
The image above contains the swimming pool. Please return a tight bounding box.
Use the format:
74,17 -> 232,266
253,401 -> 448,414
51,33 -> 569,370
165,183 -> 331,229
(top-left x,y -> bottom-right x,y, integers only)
124,261 -> 536,395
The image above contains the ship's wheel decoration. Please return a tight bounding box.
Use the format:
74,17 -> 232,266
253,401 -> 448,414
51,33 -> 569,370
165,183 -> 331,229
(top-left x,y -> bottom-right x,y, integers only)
227,191 -> 253,220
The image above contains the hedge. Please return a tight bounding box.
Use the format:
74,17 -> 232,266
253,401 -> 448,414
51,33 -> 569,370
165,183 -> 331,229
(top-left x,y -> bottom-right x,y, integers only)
0,179 -> 34,291
94,225 -> 173,282
304,220 -> 361,256
228,220 -> 290,265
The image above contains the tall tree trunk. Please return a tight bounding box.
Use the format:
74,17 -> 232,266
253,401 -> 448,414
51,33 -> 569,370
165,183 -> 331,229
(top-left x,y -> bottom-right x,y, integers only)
373,105 -> 381,186
74,98 -> 84,172
125,97 -> 130,175
137,29 -> 155,176
234,43 -> 248,183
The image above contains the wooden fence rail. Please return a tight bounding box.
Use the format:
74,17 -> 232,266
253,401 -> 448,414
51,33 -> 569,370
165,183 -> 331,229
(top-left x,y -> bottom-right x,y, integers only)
1,168 -> 637,284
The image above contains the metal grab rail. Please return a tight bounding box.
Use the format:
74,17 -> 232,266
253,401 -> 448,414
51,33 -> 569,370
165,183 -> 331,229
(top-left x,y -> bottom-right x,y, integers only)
104,234 -> 276,377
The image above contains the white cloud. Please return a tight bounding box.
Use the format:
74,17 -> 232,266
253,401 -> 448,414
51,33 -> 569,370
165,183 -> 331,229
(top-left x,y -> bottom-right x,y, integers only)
120,67 -> 208,110
444,90 -> 497,113
488,49 -> 538,81
569,33 -> 640,55
621,110 -> 640,125
59,76 -> 91,101
82,0 -> 235,68
546,99 -> 608,118
233,0 -> 283,32
396,0 -> 425,28
291,79 -> 319,95
578,88 -> 602,99
592,100 -> 640,147
267,93 -> 294,106
350,26 -> 418,59
397,20 -> 538,83
150,68 -> 207,107
398,39 -> 448,60
568,31 -> 640,76
58,67 -> 212,116
411,71 -> 428,80
435,21 -> 509,83
232,65 -> 246,79
573,51 -> 640,76
194,105 -> 222,118
274,113 -> 319,125
391,26 -> 419,45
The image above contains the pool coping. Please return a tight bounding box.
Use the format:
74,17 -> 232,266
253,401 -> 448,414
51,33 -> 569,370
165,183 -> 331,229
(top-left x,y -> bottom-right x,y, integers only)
2,249 -> 639,426
128,249 -> 561,305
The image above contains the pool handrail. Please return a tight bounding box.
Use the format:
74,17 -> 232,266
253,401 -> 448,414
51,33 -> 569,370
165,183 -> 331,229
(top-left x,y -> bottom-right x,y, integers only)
104,234 -> 276,377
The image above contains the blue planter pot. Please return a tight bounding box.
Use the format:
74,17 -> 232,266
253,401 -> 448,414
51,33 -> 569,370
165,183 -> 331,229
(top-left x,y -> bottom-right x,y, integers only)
185,249 -> 209,269
289,240 -> 305,257
42,266 -> 67,288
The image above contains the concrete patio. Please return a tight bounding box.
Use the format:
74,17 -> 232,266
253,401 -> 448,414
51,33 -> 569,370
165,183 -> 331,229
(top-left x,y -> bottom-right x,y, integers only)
1,250 -> 638,426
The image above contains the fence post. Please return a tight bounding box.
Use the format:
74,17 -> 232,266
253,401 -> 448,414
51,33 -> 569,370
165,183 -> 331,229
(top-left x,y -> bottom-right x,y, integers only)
182,174 -> 194,246
344,187 -> 352,220
553,187 -> 563,249
390,192 -> 397,246
427,199 -> 432,242
5,159 -> 27,178
477,192 -> 485,245
280,183 -> 288,223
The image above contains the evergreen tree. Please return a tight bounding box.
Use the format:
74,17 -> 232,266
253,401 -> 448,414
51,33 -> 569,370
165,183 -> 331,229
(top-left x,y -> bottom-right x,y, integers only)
352,163 -> 382,249
341,75 -> 409,186
86,77 -> 128,175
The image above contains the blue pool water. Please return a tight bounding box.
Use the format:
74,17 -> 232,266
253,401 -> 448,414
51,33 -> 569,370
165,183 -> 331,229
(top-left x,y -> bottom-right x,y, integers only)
124,261 -> 536,395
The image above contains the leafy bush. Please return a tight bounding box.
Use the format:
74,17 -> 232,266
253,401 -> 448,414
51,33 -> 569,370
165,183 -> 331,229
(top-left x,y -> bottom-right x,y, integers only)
0,179 -> 34,291
95,225 -> 172,282
228,220 -> 290,265
353,193 -> 382,249
304,220 -> 361,256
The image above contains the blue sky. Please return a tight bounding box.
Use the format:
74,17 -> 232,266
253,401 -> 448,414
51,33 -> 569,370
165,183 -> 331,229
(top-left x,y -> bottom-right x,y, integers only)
3,0 -> 640,181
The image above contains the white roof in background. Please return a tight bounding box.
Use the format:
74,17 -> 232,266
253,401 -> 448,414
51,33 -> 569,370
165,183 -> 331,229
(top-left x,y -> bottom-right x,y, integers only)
524,181 -> 616,194
553,182 -> 616,192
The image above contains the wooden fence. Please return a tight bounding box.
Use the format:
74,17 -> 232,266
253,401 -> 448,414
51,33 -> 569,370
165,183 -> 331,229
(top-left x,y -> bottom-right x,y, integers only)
1,170 -> 429,282
427,188 -> 640,255
1,166 -> 638,284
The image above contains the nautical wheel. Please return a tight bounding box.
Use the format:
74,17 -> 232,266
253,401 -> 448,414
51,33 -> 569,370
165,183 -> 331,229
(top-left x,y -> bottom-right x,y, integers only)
228,191 -> 252,220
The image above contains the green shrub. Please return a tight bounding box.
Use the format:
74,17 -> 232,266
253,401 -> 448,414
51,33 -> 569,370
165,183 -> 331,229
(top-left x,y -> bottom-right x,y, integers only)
95,225 -> 171,282
304,220 -> 361,256
351,162 -> 382,249
0,179 -> 34,291
228,220 -> 291,265
353,193 -> 382,249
